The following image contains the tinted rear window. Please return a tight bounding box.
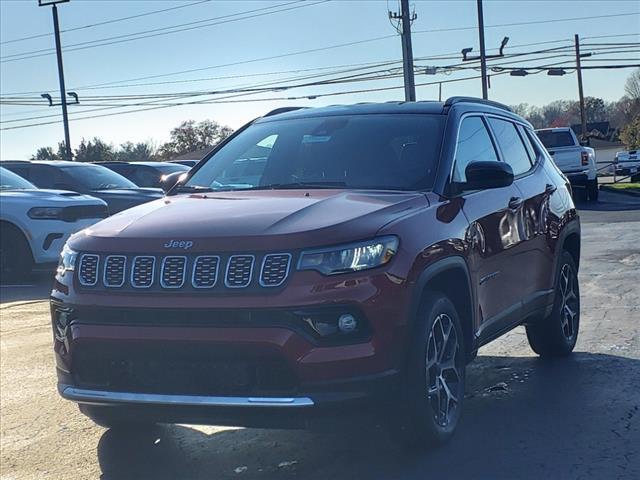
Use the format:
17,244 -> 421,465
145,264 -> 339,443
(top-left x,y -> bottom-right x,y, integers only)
536,130 -> 575,148
187,114 -> 445,191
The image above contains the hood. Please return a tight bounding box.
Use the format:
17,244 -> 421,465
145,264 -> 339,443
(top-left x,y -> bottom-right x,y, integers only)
71,189 -> 429,252
0,188 -> 106,205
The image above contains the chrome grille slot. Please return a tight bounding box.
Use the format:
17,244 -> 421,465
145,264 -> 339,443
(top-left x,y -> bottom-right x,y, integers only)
131,256 -> 155,288
78,254 -> 99,286
192,256 -> 220,288
225,255 -> 254,288
260,253 -> 292,287
161,256 -> 187,288
103,255 -> 126,287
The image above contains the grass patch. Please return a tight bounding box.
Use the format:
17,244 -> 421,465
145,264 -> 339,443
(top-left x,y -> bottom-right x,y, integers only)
606,183 -> 640,191
602,183 -> 640,195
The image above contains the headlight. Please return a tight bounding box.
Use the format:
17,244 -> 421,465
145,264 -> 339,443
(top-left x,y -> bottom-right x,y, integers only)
298,236 -> 399,275
57,244 -> 78,275
28,207 -> 63,220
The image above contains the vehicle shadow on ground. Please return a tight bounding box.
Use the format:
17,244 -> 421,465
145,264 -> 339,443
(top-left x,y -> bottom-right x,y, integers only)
96,352 -> 640,480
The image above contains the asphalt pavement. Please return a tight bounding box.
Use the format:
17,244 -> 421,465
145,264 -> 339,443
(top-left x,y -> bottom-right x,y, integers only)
1,190 -> 638,480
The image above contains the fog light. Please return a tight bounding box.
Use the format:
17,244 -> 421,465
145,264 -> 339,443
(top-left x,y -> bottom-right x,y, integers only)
303,317 -> 338,336
338,314 -> 357,334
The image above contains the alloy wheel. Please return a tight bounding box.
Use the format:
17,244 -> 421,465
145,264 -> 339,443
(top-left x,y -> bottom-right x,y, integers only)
559,263 -> 579,342
426,313 -> 462,428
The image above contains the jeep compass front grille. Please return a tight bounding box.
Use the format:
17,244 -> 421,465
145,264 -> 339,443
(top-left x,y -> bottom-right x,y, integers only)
78,254 -> 99,286
104,256 -> 126,287
260,253 -> 292,287
192,256 -> 220,288
76,252 -> 291,291
161,256 -> 187,288
225,255 -> 255,288
131,256 -> 155,288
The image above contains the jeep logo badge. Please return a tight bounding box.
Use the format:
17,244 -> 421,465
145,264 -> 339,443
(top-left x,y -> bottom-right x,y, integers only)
163,240 -> 194,250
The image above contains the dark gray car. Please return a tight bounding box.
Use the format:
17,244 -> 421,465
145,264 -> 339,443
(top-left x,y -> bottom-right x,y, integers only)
1,161 -> 162,214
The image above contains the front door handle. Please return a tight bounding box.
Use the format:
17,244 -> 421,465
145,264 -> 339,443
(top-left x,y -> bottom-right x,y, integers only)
508,196 -> 524,210
545,184 -> 557,194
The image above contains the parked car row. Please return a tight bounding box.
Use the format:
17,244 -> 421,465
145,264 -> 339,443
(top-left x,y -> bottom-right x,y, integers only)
0,160 -> 193,281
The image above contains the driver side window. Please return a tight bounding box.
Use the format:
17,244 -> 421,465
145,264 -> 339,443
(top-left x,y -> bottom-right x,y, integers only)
453,116 -> 498,182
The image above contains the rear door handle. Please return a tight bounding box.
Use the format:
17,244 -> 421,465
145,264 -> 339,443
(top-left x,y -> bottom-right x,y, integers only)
545,184 -> 557,194
508,196 -> 524,210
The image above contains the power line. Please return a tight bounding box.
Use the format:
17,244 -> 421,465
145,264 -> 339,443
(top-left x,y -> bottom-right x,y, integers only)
0,37 -> 580,97
412,12 -> 640,35
2,44 -> 633,109
2,9 -> 637,66
3,57 -> 632,128
0,1 -> 327,63
0,0 -> 212,45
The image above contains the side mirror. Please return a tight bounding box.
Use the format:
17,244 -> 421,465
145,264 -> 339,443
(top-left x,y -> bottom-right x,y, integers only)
160,171 -> 187,193
464,161 -> 514,190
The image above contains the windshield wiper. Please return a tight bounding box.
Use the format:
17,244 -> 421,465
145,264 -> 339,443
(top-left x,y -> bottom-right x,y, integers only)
173,184 -> 215,193
242,181 -> 348,191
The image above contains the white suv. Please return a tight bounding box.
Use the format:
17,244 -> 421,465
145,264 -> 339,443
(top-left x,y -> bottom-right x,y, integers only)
0,167 -> 108,281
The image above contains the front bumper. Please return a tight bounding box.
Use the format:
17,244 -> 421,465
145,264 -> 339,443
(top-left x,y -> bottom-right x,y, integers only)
51,267 -> 410,426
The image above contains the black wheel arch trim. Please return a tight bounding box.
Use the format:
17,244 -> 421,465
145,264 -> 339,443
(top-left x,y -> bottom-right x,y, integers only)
407,255 -> 477,361
555,218 -> 581,273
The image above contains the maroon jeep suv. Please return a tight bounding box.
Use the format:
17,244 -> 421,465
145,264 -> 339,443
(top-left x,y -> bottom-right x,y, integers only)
51,97 -> 581,445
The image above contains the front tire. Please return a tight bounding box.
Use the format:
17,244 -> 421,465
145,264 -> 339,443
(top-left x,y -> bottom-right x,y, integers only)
0,223 -> 33,283
526,251 -> 580,357
397,292 -> 466,448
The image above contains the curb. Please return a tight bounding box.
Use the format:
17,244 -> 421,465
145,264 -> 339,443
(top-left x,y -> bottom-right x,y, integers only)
600,185 -> 640,197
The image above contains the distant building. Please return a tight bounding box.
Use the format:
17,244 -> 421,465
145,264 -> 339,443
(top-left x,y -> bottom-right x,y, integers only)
570,121 -> 613,140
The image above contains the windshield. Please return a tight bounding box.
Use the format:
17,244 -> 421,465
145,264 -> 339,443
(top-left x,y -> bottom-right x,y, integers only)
62,164 -> 137,190
536,130 -> 575,148
0,166 -> 36,190
185,114 -> 445,192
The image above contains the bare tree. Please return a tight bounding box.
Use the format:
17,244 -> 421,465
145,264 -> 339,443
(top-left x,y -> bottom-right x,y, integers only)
625,69 -> 640,100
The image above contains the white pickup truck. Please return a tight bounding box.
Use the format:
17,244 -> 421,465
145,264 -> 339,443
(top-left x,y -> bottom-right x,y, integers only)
535,127 -> 598,201
614,149 -> 640,181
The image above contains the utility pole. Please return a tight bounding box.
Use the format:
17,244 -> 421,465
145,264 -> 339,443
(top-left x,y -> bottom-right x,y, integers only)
390,0 -> 417,101
574,34 -> 587,142
39,0 -> 72,161
476,0 -> 488,99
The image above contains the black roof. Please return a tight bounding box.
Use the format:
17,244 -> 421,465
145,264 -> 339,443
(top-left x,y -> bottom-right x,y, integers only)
257,97 -> 520,123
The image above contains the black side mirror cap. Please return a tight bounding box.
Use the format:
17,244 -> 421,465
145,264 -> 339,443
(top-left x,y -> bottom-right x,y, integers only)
464,161 -> 514,190
160,171 -> 187,193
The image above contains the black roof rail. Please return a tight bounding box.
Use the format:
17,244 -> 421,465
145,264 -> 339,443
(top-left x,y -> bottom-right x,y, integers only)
263,106 -> 307,117
444,96 -> 512,112
0,160 -> 30,164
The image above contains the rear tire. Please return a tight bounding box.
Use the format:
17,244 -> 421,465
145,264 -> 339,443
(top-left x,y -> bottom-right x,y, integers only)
79,404 -> 157,431
586,180 -> 599,202
395,292 -> 466,448
526,251 -> 580,357
0,223 -> 34,283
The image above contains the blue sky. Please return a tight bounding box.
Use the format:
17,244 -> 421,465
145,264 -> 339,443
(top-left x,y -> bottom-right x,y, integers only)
1,0 -> 639,159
